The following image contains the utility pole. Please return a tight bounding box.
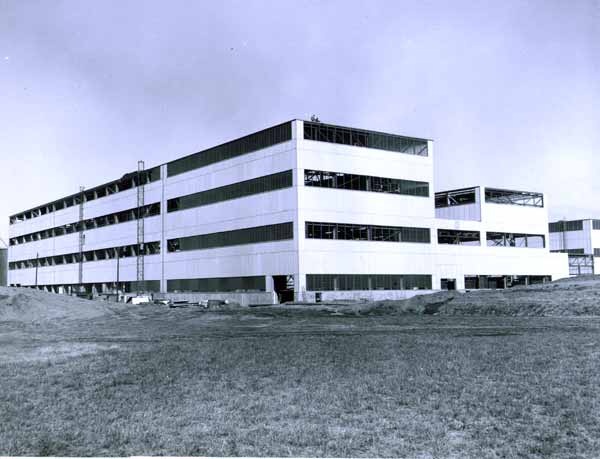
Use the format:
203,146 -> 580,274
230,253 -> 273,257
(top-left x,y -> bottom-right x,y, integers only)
78,186 -> 85,292
34,252 -> 39,288
136,161 -> 145,295
115,246 -> 120,293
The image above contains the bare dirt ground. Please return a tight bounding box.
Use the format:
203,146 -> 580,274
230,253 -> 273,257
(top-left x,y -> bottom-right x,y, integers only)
1,279 -> 600,458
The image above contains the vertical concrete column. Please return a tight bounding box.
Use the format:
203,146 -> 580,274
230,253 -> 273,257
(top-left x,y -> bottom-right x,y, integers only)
265,275 -> 274,292
431,274 -> 440,291
265,275 -> 278,304
583,220 -> 593,254
160,164 -> 168,293
294,273 -> 307,302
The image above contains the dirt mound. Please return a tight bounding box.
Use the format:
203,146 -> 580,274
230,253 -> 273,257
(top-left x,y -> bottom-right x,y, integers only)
0,287 -> 114,322
368,276 -> 600,316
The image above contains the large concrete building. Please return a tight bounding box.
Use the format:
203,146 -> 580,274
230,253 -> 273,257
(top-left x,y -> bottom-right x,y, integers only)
549,219 -> 600,275
7,120 -> 569,303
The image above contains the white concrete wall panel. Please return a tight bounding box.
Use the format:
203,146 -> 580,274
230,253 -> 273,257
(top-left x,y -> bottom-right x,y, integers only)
8,233 -> 79,262
582,221 -> 594,254
481,203 -> 549,236
435,203 -> 481,221
549,228 -> 591,253
301,240 -> 435,275
164,241 -> 297,280
591,229 -> 600,254
165,190 -> 296,240
81,184 -> 162,221
300,187 -> 434,227
297,140 -> 434,185
165,141 -> 296,200
7,182 -> 161,239
9,206 -> 80,239
298,141 -> 433,176
7,216 -> 162,262
81,216 -> 162,252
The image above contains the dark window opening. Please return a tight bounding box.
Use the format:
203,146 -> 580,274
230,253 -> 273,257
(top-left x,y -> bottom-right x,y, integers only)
549,220 -> 584,233
303,121 -> 428,156
307,274 -> 432,291
551,248 -> 585,254
9,202 -> 161,247
306,222 -> 430,243
167,276 -> 265,293
437,229 -> 480,245
441,278 -> 456,290
484,187 -> 543,208
167,122 -> 292,177
273,275 -> 294,303
568,255 -> 594,276
486,232 -> 545,248
9,167 -> 161,225
167,222 -> 293,253
304,169 -> 429,197
435,188 -> 477,208
168,170 -> 293,213
8,242 -> 161,270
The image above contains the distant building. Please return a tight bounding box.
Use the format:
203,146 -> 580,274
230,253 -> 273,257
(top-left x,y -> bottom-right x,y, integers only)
7,120 -> 569,303
549,219 -> 600,275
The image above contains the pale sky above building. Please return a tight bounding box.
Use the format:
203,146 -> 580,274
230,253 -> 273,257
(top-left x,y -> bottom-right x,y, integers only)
0,0 -> 598,243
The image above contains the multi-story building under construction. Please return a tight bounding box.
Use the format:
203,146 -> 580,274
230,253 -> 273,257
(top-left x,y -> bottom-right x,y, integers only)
7,120 -> 569,304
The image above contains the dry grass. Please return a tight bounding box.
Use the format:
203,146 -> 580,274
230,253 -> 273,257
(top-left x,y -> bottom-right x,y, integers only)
1,300 -> 599,458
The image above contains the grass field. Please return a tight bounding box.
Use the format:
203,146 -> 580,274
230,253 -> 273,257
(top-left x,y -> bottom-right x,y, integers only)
1,301 -> 600,458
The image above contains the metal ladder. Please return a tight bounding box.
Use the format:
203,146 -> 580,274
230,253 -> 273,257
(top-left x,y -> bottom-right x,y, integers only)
78,186 -> 85,291
136,161 -> 145,294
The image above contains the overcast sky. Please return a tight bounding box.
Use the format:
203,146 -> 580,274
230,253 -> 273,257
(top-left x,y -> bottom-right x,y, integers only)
1,0 -> 598,244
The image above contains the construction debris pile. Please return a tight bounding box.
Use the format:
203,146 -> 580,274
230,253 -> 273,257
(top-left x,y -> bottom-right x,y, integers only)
373,275 -> 600,316
0,286 -> 114,322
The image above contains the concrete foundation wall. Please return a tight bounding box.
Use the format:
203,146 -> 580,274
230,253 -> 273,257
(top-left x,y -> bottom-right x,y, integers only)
303,289 -> 437,302
159,291 -> 276,307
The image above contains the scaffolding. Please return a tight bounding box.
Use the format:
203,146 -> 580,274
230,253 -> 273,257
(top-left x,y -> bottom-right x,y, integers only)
78,186 -> 85,290
136,160 -> 145,294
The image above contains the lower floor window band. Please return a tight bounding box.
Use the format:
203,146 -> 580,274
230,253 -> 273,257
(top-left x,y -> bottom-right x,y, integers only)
306,274 -> 432,291
168,222 -> 293,252
167,276 -> 266,292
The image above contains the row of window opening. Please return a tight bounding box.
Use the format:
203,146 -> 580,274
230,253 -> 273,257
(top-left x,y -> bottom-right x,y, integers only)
304,169 -> 429,197
9,203 -> 160,246
9,241 -> 160,270
10,167 -> 160,225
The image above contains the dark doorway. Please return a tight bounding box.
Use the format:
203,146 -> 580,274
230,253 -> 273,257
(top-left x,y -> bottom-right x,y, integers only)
486,276 -> 507,289
273,275 -> 294,303
441,278 -> 456,290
